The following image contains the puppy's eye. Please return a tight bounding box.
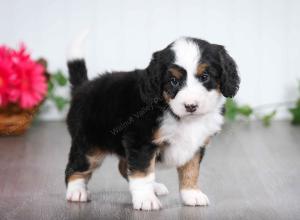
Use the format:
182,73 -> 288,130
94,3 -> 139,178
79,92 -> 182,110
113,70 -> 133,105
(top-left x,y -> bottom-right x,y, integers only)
170,77 -> 179,87
199,72 -> 209,82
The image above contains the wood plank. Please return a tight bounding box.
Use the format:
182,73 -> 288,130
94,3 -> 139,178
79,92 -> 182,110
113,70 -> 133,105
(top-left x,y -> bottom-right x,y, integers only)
0,121 -> 299,220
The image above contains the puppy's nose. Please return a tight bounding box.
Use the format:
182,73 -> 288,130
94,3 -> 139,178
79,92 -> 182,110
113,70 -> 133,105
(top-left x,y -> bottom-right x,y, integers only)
184,104 -> 198,113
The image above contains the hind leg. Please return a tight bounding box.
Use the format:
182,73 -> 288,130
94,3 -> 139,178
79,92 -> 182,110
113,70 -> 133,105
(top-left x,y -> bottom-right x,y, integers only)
65,140 -> 106,202
118,158 -> 169,196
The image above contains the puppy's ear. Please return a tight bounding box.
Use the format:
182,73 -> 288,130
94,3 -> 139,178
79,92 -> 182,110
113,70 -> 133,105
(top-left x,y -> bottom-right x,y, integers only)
213,44 -> 240,98
140,48 -> 173,103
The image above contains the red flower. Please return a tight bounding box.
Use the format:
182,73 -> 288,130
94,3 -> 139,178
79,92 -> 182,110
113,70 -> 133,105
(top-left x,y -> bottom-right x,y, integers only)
0,46 -> 14,106
0,44 -> 47,109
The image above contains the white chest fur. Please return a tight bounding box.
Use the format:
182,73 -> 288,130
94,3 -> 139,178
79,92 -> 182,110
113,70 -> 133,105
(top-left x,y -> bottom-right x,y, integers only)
154,110 -> 224,167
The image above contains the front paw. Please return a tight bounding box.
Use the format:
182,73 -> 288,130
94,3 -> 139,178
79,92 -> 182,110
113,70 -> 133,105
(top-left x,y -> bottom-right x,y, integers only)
132,190 -> 162,211
180,189 -> 209,206
66,179 -> 90,202
66,187 -> 90,202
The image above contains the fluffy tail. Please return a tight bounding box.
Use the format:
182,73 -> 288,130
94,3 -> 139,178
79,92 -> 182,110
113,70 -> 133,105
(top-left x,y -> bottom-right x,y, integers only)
67,29 -> 89,93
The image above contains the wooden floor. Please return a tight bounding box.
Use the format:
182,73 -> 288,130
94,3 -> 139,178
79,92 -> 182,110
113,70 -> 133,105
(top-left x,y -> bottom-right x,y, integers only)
0,121 -> 299,220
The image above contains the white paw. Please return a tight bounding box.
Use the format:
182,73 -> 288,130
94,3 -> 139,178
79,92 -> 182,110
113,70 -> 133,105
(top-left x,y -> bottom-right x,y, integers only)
132,190 -> 162,211
180,189 -> 210,206
129,173 -> 162,211
153,182 -> 169,196
66,179 -> 90,202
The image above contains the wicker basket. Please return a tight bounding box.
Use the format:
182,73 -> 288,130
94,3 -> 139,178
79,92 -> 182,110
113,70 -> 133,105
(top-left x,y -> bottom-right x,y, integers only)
0,104 -> 39,136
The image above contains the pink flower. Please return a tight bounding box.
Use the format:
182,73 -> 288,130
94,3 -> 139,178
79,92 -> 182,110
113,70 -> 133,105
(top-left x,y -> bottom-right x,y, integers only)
0,44 -> 47,109
0,61 -> 11,106
0,46 -> 14,106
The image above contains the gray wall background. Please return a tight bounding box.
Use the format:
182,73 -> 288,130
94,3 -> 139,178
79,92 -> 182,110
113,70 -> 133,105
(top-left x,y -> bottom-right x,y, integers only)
1,0 -> 299,120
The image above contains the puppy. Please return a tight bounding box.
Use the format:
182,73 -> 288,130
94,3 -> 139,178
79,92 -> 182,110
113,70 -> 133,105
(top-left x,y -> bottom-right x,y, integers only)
65,36 -> 240,211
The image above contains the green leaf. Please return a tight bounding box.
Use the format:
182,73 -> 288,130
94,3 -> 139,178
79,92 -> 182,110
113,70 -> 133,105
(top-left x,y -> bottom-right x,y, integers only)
296,98 -> 300,108
225,98 -> 238,121
53,71 -> 68,86
47,79 -> 54,94
53,96 -> 69,111
289,106 -> 300,125
261,110 -> 276,127
237,105 -> 253,117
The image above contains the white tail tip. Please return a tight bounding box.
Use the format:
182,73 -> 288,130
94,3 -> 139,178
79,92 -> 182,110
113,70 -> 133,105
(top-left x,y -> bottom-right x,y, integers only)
67,28 -> 90,61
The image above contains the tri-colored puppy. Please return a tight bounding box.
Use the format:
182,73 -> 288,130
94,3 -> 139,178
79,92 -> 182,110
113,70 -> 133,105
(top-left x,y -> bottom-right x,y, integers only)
65,35 -> 240,211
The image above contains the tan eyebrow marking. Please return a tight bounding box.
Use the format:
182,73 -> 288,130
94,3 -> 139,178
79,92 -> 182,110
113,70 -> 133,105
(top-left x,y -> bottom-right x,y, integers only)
196,63 -> 209,76
168,67 -> 183,79
163,91 -> 171,103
